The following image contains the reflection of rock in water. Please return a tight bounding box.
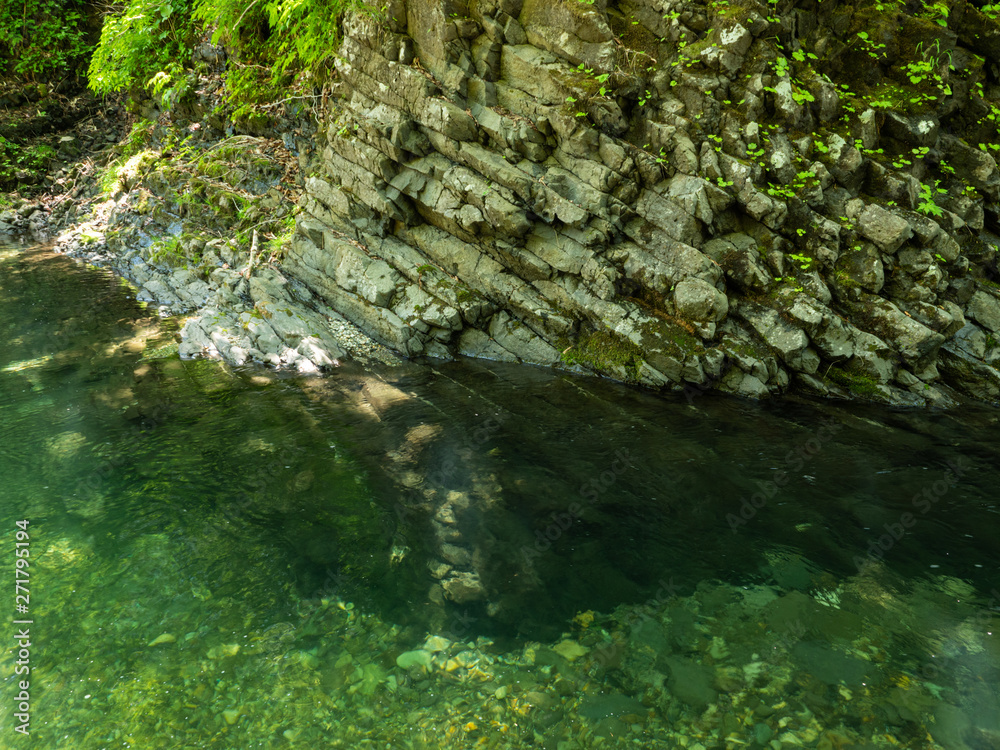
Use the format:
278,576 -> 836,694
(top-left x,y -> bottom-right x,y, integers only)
341,372 -> 547,635
295,367 -> 671,640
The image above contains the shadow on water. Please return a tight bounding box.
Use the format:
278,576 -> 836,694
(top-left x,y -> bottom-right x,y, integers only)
3,243 -> 1000,747
288,358 -> 1000,643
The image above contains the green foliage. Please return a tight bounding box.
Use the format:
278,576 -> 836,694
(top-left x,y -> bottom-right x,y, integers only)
854,31 -> 887,61
918,0 -> 950,27
148,235 -> 187,266
0,0 -> 91,80
0,136 -> 55,188
791,85 -> 815,105
147,64 -> 194,109
88,0 -> 196,94
262,215 -> 296,261
766,183 -> 796,200
193,0 -> 379,109
773,276 -> 804,292
788,252 -> 813,271
87,0 -> 380,108
917,180 -> 947,217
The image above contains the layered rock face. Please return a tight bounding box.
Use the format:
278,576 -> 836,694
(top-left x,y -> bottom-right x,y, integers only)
288,0 -> 1000,404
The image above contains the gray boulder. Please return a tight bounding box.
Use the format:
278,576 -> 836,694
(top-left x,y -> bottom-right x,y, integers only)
967,290 -> 1000,333
856,205 -> 912,253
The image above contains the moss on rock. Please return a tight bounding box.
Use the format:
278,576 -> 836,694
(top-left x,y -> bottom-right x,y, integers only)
561,328 -> 646,380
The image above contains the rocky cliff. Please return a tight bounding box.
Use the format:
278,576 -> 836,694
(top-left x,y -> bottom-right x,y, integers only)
284,0 -> 1000,405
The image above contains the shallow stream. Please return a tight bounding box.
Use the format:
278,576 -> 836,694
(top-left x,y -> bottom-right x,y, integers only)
1,244 -> 998,749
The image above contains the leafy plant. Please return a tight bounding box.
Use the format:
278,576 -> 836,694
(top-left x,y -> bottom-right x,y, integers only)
193,0 -> 380,109
774,276 -> 804,292
89,0 -> 381,111
148,235 -> 187,266
791,85 -> 815,105
788,252 -> 813,270
595,73 -> 610,97
918,0 -> 950,27
98,120 -> 156,194
767,183 -> 795,200
0,0 -> 91,81
262,215 -> 296,262
89,0 -> 196,94
917,180 -> 947,217
855,31 -> 887,61
0,136 -> 50,187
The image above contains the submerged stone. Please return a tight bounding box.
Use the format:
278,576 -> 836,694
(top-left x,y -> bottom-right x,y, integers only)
791,641 -> 871,687
579,693 -> 646,721
396,649 -> 433,671
664,655 -> 718,710
551,640 -> 589,662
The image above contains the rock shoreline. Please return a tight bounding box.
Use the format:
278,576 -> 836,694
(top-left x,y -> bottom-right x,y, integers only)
8,0 -> 1000,407
27,123 -> 403,373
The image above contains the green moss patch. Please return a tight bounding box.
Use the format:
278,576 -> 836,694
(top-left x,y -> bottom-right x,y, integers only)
561,329 -> 645,380
826,364 -> 883,399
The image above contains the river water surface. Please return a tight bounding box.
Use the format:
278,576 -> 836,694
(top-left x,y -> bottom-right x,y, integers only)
1,243 -> 998,749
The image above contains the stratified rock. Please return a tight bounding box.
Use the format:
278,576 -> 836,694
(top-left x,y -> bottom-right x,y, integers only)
98,0 -> 1000,410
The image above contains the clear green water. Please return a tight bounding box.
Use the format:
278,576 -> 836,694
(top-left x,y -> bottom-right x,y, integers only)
1,244 -> 998,749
